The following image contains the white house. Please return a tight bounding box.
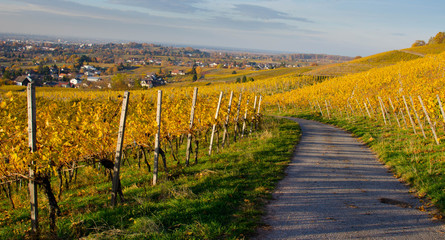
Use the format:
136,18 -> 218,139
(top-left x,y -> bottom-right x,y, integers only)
171,70 -> 185,76
140,79 -> 153,88
87,77 -> 101,82
70,78 -> 82,85
82,65 -> 97,71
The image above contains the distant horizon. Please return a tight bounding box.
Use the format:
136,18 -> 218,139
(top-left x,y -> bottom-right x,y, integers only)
1,0 -> 444,57
0,32 -> 356,58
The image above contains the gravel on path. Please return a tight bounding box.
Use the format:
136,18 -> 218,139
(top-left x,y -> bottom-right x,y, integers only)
256,118 -> 444,239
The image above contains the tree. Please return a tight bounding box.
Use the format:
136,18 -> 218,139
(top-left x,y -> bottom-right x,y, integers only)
111,73 -> 127,89
236,77 -> 241,83
106,66 -> 119,75
242,75 -> 247,83
192,74 -> 197,81
38,65 -> 50,75
412,40 -> 426,47
134,77 -> 142,89
3,70 -> 11,80
428,32 -> 445,45
189,66 -> 197,75
78,55 -> 92,66
195,66 -> 202,79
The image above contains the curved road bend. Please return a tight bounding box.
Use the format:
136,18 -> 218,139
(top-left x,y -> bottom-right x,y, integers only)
256,117 -> 444,239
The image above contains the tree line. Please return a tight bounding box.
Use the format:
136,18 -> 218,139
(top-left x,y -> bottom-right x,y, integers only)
412,32 -> 445,47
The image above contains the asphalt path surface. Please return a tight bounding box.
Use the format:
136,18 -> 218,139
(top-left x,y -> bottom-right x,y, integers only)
256,118 -> 444,239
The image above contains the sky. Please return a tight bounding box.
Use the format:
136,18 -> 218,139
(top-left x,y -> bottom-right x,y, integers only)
0,0 -> 444,57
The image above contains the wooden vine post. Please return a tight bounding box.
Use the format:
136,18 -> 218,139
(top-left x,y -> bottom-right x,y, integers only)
256,95 -> 262,130
308,100 -> 314,111
347,100 -> 354,118
437,94 -> 445,126
388,97 -> 401,128
209,91 -> 223,155
233,92 -> 242,142
111,91 -> 130,206
418,96 -> 439,145
316,101 -> 324,117
250,96 -> 258,134
364,101 -> 372,118
366,98 -> 375,116
382,98 -> 392,125
153,90 -> 162,185
403,96 -> 417,134
222,91 -> 234,147
355,99 -> 364,117
326,100 -> 334,117
378,96 -> 387,125
241,99 -> 250,138
325,100 -> 331,119
186,87 -> 198,166
27,83 -> 38,236
409,96 -> 426,138
344,104 -> 350,119
399,108 -> 408,128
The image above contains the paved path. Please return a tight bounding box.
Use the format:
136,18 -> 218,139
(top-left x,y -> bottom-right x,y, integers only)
256,118 -> 444,239
398,49 -> 425,57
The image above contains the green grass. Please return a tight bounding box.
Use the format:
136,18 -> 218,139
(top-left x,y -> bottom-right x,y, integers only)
0,116 -> 300,239
279,109 -> 445,218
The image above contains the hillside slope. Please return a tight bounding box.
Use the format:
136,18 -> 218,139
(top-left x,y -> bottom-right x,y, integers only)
402,43 -> 445,55
266,51 -> 445,213
270,51 -> 445,108
305,43 -> 445,77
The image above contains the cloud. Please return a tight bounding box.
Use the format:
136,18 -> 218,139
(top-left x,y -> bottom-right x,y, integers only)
208,16 -> 294,31
5,0 -> 198,29
10,0 -> 149,22
233,4 -> 312,22
108,0 -> 203,13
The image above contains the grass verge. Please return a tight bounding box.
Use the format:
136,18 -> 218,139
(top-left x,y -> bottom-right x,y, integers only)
0,116 -> 300,239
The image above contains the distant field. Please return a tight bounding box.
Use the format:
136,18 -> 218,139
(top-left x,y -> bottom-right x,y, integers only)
0,85 -> 27,92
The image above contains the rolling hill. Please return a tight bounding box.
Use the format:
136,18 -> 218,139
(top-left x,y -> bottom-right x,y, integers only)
304,43 -> 445,77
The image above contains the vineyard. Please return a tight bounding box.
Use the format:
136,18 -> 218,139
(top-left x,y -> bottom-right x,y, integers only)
2,46 -> 445,238
267,52 -> 445,131
267,51 -> 445,214
304,49 -> 424,77
0,72 -> 313,239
